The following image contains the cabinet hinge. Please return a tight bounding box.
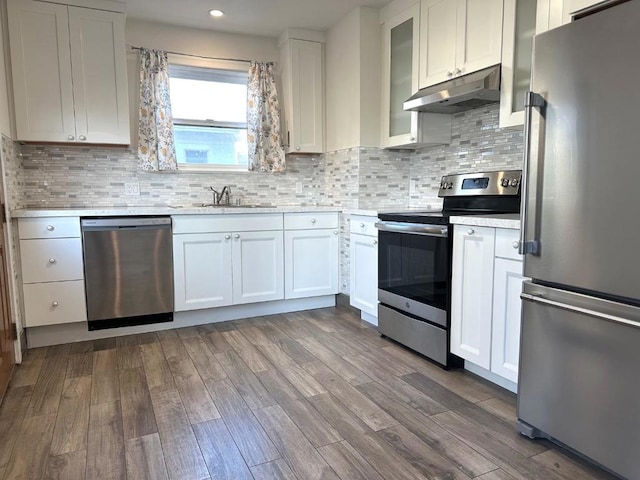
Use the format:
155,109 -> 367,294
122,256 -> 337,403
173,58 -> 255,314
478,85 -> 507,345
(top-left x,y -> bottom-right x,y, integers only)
10,323 -> 17,341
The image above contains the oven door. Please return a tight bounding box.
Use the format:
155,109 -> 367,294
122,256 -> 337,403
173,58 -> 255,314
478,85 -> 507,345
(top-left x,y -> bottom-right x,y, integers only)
376,221 -> 450,327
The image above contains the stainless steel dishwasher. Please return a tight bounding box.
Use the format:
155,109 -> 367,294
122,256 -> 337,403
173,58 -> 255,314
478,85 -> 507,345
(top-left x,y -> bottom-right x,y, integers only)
81,217 -> 173,330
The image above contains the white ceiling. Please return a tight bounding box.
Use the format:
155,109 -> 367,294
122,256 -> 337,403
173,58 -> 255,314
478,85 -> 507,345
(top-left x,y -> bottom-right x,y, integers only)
124,0 -> 391,38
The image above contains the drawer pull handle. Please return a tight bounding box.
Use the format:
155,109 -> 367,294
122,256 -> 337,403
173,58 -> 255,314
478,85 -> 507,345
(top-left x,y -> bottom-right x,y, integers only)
47,225 -> 55,231
512,240 -> 520,249
234,234 -> 240,239
225,234 -> 231,240
48,258 -> 56,264
360,223 -> 365,228
467,229 -> 475,235
311,219 -> 316,224
51,301 -> 59,307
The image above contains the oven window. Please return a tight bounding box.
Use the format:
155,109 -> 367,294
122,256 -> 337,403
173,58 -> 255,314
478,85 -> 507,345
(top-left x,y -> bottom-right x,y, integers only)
378,230 -> 449,311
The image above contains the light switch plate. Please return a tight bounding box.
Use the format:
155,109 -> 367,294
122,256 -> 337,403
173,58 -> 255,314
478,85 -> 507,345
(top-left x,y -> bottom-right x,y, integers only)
125,183 -> 140,195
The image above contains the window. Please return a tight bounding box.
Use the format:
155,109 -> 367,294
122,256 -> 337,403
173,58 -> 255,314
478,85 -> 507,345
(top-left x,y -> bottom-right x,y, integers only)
169,64 -> 249,171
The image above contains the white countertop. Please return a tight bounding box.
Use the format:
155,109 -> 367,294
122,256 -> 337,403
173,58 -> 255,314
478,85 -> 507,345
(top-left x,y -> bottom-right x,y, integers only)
449,213 -> 521,230
11,205 -> 342,218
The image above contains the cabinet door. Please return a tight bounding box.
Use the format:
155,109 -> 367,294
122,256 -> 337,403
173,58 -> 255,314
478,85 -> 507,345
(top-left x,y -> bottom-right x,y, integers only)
381,3 -> 420,148
456,0 -> 504,77
7,0 -> 76,142
491,257 -> 525,383
349,233 -> 378,319
173,233 -> 233,311
68,7 -> 130,144
500,0 -> 538,128
233,231 -> 284,304
288,39 -> 324,153
451,225 -> 495,369
419,0 -> 457,88
285,229 -> 339,299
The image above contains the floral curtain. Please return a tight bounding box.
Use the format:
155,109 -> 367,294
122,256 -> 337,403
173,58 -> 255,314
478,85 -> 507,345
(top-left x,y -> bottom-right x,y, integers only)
138,49 -> 177,171
247,62 -> 286,173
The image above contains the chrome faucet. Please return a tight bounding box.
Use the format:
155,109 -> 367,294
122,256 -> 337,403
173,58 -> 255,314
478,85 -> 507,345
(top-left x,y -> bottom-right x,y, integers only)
209,186 -> 231,205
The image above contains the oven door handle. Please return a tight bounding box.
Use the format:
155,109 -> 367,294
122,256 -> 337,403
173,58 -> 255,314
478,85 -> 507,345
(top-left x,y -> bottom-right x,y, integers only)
375,221 -> 448,237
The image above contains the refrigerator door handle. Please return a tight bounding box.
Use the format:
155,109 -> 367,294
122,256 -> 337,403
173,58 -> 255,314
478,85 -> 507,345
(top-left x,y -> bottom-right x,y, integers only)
521,292 -> 640,330
519,92 -> 546,256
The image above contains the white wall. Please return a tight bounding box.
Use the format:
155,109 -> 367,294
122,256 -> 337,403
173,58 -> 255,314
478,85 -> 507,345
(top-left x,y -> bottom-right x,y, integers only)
125,19 -> 279,146
325,7 -> 381,152
0,0 -> 12,137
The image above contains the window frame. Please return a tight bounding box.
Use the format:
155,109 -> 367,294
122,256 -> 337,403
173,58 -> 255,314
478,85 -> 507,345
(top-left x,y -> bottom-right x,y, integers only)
168,55 -> 250,173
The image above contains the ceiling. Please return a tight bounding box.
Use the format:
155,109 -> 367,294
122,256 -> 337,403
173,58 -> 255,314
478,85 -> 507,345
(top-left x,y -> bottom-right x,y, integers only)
124,0 -> 391,38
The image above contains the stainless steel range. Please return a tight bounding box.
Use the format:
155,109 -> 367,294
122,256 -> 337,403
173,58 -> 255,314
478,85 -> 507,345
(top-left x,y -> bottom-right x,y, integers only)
375,170 -> 521,368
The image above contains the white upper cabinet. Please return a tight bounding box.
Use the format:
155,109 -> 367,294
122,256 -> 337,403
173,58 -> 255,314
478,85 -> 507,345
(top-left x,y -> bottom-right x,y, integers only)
381,3 -> 452,149
499,0 -> 538,127
7,0 -> 130,144
419,0 -> 504,89
280,37 -> 324,154
536,0 -> 606,34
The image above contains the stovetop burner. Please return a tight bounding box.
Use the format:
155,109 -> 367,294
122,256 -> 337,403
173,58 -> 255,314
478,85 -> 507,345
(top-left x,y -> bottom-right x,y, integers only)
379,170 -> 522,224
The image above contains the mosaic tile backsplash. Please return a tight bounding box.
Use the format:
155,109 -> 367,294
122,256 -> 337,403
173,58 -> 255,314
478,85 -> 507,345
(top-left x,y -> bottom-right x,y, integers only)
5,105 -> 525,297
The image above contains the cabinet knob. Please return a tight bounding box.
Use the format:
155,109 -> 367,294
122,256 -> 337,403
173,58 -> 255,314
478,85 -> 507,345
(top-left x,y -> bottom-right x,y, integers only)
79,135 -> 87,141
333,231 -> 338,235
467,229 -> 475,235
447,71 -> 453,77
48,258 -> 56,264
373,240 -> 378,245
51,301 -> 59,307
512,240 -> 520,249
454,68 -> 462,75
296,146 -> 301,151
409,136 -> 415,142
311,219 -> 316,224
225,234 -> 231,240
67,135 -> 75,141
360,223 -> 365,228
46,225 -> 55,231
234,234 -> 240,239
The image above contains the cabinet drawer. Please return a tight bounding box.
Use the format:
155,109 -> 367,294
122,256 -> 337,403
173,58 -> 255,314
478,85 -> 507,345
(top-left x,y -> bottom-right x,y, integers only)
495,228 -> 523,261
23,280 -> 87,327
350,215 -> 378,237
173,214 -> 283,234
20,238 -> 84,283
284,212 -> 339,230
18,217 -> 81,239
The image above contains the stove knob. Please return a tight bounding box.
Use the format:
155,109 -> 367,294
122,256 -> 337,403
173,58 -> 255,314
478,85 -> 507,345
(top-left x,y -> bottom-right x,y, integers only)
510,178 -> 520,187
501,178 -> 510,188
446,182 -> 454,189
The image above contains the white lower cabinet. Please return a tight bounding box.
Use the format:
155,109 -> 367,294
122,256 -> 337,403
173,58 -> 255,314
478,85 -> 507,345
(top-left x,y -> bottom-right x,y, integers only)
451,225 -> 526,388
173,233 -> 233,311
233,231 -> 284,304
284,229 -> 339,299
349,218 -> 378,323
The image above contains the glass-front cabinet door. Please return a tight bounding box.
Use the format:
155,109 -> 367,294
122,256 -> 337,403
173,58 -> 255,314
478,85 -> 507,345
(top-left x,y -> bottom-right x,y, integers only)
381,3 -> 420,148
499,0 -> 538,127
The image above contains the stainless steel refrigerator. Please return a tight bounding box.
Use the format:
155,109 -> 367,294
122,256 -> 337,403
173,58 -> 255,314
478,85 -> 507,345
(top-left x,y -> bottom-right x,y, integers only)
517,2 -> 640,479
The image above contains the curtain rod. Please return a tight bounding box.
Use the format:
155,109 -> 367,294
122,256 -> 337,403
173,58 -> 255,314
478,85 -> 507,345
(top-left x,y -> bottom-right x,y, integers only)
128,45 -> 254,64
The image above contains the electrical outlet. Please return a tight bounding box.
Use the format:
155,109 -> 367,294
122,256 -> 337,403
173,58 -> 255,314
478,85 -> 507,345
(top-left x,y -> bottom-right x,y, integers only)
125,182 -> 140,196
295,181 -> 303,194
409,179 -> 417,195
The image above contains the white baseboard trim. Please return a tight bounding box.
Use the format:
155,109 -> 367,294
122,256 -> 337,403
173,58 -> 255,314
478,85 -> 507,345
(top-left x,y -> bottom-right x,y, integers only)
464,361 -> 517,394
360,311 -> 378,327
26,295 -> 336,348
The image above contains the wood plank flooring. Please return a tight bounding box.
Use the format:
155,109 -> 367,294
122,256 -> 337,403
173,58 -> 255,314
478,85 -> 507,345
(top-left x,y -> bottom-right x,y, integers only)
0,306 -> 615,480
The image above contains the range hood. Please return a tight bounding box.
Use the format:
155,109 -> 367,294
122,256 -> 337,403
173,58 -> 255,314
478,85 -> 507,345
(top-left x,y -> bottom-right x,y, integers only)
403,65 -> 501,114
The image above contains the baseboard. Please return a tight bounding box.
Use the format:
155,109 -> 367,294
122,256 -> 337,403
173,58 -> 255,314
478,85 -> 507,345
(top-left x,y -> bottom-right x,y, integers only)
25,295 -> 336,348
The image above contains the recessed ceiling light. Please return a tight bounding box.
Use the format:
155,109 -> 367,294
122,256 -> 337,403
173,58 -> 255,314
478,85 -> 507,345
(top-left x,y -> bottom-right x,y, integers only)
209,9 -> 224,17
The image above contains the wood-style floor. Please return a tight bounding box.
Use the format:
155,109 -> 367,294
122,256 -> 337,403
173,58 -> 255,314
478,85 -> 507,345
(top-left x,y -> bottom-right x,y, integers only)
0,306 -> 614,480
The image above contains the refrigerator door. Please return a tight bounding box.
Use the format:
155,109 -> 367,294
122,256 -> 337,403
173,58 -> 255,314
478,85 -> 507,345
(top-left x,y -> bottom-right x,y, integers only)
522,1 -> 640,301
518,281 -> 640,479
